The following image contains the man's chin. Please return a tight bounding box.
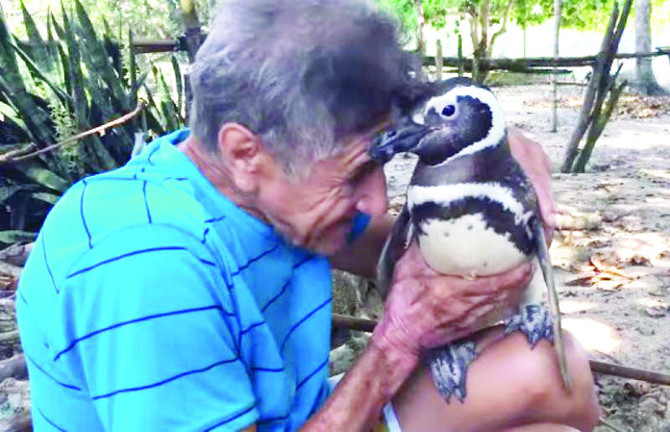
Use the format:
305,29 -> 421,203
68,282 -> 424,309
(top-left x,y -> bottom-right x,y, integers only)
305,232 -> 350,256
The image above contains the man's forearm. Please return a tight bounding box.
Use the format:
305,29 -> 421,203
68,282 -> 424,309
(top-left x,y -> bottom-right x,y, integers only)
330,214 -> 394,278
301,333 -> 417,431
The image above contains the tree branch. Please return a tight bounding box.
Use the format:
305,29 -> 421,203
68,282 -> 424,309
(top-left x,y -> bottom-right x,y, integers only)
0,103 -> 144,165
488,0 -> 514,57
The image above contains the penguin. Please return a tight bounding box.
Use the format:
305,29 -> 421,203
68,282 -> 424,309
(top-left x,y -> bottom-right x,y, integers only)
369,77 -> 570,403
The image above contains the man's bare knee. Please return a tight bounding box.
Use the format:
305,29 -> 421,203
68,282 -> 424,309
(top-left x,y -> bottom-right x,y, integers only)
392,330 -> 599,432
503,424 -> 581,432
510,332 -> 599,431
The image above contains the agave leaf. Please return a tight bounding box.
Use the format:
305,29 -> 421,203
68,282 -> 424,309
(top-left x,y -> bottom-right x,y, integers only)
61,1 -> 87,125
45,9 -> 62,75
85,74 -> 115,121
19,0 -> 50,71
11,42 -> 72,108
101,17 -> 114,40
161,100 -> 177,132
49,11 -> 66,41
171,55 -> 183,116
73,0 -> 129,112
133,72 -> 148,95
128,31 -> 137,101
142,84 -> 166,134
18,160 -> 69,192
0,8 -> 22,88
0,101 -> 29,133
31,192 -> 61,205
141,105 -> 148,134
154,65 -> 182,129
56,42 -> 72,96
0,185 -> 29,205
0,76 -> 54,147
83,135 -> 119,172
0,230 -> 36,245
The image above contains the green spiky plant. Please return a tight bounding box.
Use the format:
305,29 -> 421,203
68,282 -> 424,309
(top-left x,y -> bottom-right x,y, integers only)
0,0 -> 186,245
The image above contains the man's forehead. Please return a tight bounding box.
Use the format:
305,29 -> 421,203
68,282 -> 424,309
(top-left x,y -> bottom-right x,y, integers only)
323,113 -> 395,166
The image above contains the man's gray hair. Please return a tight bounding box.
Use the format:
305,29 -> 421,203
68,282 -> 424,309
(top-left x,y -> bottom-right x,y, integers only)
189,0 -> 419,175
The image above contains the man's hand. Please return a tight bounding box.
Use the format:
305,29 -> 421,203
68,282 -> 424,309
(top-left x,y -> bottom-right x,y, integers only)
507,127 -> 556,239
372,243 -> 533,360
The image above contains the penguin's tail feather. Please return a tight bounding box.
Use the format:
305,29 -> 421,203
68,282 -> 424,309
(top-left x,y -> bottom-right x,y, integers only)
533,218 -> 572,394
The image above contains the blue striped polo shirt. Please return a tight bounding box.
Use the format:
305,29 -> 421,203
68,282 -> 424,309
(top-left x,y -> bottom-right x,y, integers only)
17,129 -> 342,431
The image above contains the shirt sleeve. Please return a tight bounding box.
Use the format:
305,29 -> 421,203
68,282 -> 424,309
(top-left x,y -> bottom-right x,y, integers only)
54,224 -> 258,432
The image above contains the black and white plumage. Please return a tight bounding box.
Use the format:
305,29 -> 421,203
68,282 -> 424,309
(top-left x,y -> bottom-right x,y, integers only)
370,77 -> 570,403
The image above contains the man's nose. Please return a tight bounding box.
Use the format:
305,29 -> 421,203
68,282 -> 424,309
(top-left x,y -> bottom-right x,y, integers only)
355,166 -> 388,217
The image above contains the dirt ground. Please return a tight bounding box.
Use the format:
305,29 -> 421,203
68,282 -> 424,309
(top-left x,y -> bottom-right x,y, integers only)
382,82 -> 670,431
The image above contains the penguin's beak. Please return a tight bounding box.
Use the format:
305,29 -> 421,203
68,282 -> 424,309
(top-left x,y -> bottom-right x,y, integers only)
369,118 -> 432,163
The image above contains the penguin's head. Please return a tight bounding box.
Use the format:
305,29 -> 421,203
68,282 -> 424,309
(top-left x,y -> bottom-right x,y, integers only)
370,77 -> 506,165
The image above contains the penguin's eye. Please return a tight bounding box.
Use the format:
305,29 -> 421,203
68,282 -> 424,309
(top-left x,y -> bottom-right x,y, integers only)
441,105 -> 456,117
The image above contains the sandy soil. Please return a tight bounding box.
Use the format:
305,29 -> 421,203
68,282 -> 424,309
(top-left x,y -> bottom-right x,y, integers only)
383,83 -> 670,431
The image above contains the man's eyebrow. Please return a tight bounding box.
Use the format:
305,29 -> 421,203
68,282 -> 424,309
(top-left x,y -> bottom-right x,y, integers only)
350,160 -> 378,181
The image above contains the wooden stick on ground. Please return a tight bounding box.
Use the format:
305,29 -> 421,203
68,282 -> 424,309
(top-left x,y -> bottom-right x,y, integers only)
332,313 -> 670,387
0,354 -> 27,382
0,243 -> 34,267
0,410 -> 32,432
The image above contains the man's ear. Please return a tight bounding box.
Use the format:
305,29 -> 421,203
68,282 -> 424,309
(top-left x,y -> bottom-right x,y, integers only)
217,124 -> 265,193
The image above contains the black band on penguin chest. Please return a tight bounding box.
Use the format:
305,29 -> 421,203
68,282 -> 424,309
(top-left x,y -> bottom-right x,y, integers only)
412,198 -> 537,256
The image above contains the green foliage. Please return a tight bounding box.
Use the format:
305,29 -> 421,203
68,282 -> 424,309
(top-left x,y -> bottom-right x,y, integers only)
377,0 -> 648,82
4,0 -> 212,40
378,0 -> 451,39
0,0 -> 186,243
378,0 -> 651,39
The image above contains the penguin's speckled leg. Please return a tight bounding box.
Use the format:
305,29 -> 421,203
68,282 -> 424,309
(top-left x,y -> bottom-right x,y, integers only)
504,304 -> 554,346
428,341 -> 478,403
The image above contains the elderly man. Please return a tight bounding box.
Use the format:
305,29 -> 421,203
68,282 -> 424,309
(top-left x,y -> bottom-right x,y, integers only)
17,0 -> 599,431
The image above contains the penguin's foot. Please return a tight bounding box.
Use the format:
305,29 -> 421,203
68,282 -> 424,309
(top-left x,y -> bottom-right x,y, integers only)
504,304 -> 554,347
428,341 -> 478,404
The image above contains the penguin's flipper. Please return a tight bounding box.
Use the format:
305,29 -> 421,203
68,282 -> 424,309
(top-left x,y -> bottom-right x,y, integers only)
376,205 -> 412,300
428,341 -> 478,403
533,220 -> 572,393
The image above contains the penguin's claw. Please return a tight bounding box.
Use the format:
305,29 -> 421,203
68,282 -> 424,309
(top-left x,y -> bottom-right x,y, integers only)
428,341 -> 478,403
504,304 -> 554,347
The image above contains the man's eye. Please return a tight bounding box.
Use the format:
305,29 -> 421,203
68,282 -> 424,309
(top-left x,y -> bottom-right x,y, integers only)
349,162 -> 378,185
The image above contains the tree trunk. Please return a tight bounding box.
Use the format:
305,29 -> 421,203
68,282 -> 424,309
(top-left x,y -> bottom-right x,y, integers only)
457,34 -> 464,77
414,0 -> 426,56
551,0 -> 562,132
561,0 -> 633,173
633,0 -> 667,95
435,40 -> 443,80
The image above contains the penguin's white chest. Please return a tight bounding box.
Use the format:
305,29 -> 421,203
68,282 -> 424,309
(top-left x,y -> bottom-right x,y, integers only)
416,213 -> 527,277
